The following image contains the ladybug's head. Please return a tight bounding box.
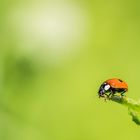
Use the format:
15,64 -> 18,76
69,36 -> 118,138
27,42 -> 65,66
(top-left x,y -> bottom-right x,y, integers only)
98,83 -> 110,98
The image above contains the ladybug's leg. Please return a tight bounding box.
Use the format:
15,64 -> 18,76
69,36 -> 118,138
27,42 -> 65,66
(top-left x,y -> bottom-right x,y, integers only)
104,92 -> 112,100
108,89 -> 116,99
105,93 -> 109,98
103,94 -> 109,101
121,89 -> 126,96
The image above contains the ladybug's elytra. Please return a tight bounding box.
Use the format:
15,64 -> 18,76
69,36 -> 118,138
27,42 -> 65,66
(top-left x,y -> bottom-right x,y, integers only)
98,78 -> 128,98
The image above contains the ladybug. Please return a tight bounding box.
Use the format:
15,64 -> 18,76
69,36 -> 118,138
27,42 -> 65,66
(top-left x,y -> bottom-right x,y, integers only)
98,78 -> 128,98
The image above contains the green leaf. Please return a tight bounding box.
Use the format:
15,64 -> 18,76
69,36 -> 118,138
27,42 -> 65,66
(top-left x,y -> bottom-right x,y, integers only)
110,96 -> 140,125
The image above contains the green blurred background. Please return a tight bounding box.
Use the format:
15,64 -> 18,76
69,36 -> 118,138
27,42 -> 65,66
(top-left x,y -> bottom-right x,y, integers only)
0,0 -> 140,140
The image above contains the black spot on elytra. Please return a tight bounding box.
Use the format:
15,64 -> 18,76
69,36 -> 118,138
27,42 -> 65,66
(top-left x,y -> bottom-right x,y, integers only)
118,79 -> 123,82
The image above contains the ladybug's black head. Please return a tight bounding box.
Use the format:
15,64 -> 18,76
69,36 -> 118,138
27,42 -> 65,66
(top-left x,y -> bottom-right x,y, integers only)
98,83 -> 110,98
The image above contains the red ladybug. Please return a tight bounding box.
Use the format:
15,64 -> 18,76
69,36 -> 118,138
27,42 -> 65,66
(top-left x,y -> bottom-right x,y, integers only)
98,78 -> 128,98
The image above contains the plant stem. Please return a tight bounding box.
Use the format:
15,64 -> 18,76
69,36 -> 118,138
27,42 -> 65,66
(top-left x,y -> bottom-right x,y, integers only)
110,96 -> 140,125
